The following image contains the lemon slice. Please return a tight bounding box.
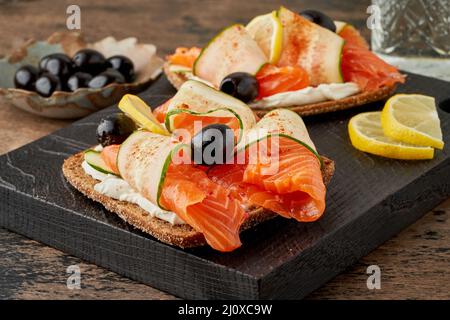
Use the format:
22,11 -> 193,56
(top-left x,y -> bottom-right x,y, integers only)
349,112 -> 434,160
118,94 -> 170,136
246,11 -> 283,64
381,94 -> 444,149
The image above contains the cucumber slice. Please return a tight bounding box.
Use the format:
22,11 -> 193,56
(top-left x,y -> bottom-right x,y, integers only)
117,131 -> 187,210
165,80 -> 257,143
168,64 -> 192,74
193,24 -> 268,88
236,108 -> 322,166
277,6 -> 344,85
84,150 -> 118,175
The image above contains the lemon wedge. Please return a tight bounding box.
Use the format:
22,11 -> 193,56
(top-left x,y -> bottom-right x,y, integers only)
246,11 -> 283,64
118,94 -> 170,136
349,112 -> 434,160
381,94 -> 444,149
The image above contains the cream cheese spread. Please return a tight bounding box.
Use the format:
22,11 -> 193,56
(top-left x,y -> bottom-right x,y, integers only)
81,159 -> 185,225
250,83 -> 361,108
169,64 -> 360,108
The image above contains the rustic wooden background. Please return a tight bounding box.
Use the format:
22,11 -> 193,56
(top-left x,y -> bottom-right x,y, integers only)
0,0 -> 448,300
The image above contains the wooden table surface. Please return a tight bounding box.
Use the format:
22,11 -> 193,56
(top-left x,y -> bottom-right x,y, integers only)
0,0 -> 449,300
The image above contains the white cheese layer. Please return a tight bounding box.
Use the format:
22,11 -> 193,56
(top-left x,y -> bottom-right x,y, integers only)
250,83 -> 361,109
169,64 -> 361,109
81,160 -> 185,225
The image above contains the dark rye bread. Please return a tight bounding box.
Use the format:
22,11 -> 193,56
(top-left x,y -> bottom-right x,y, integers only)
62,152 -> 335,249
163,62 -> 397,118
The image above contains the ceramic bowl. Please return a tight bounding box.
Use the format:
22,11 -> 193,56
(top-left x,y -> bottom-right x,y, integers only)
0,32 -> 164,119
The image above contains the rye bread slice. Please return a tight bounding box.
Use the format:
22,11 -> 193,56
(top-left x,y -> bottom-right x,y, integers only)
62,152 -> 335,249
163,62 -> 397,118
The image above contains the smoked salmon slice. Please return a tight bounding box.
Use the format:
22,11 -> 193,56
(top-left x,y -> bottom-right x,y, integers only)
101,144 -> 121,175
209,137 -> 326,222
167,47 -> 201,69
153,99 -> 171,123
170,112 -> 240,139
339,25 -> 405,91
160,163 -> 247,252
153,100 -> 240,139
256,64 -> 310,99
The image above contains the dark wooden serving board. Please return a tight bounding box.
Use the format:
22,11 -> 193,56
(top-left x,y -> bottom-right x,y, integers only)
0,73 -> 449,299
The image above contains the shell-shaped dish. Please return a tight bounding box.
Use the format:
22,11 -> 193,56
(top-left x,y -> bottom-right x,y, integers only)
0,32 -> 164,119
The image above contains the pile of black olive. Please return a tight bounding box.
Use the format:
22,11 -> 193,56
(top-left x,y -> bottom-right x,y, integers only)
218,9 -> 336,104
14,49 -> 135,97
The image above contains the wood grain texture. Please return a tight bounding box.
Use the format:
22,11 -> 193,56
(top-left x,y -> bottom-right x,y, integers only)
0,0 -> 449,300
1,199 -> 448,300
0,228 -> 175,300
1,73 -> 449,299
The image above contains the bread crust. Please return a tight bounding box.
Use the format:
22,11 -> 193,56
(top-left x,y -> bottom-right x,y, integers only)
62,152 -> 335,249
163,62 -> 397,117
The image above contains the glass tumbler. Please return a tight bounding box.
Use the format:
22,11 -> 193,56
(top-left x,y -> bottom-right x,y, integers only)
371,0 -> 450,80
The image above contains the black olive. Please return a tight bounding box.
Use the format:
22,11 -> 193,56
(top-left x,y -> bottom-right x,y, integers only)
106,55 -> 135,82
96,113 -> 137,147
39,53 -> 71,72
72,49 -> 108,75
39,53 -> 73,80
300,9 -> 336,32
39,56 -> 51,71
191,124 -> 234,166
14,65 -> 38,91
66,72 -> 93,92
35,73 -> 62,97
88,69 -> 125,89
220,72 -> 259,103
